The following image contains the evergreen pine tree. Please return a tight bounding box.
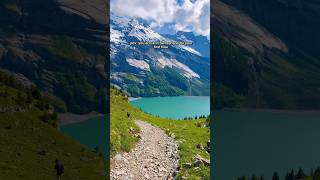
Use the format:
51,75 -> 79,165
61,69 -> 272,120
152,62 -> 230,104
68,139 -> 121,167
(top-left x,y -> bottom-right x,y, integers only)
289,169 -> 295,180
272,172 -> 280,180
296,168 -> 306,179
251,175 -> 259,180
313,168 -> 320,180
285,172 -> 290,180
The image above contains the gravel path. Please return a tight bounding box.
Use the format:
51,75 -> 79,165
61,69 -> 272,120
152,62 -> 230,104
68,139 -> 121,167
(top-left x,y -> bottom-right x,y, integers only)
110,120 -> 179,180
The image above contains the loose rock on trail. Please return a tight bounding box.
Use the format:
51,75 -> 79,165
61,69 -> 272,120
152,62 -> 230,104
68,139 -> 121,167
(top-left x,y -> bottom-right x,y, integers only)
111,120 -> 179,180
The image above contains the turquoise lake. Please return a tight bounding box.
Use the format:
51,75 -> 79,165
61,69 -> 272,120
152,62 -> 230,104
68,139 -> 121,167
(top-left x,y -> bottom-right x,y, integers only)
130,96 -> 210,119
60,116 -> 108,159
213,110 -> 320,180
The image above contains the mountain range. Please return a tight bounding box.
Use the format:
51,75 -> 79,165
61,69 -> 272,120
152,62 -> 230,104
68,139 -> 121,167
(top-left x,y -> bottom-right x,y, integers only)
0,0 -> 108,113
2,0 -> 318,110
212,0 -> 320,109
110,13 -> 210,97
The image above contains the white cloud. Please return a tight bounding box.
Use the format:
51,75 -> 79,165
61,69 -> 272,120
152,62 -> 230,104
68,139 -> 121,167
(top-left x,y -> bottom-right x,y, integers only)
111,0 -> 210,37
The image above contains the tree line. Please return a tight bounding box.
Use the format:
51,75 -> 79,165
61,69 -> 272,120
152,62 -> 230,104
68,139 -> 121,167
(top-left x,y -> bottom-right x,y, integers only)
0,71 -> 58,126
239,167 -> 320,180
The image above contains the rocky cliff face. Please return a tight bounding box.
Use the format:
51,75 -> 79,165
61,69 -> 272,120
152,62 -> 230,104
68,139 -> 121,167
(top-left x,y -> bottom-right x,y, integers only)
221,0 -> 320,58
0,0 -> 108,113
212,0 -> 320,109
213,0 -> 288,55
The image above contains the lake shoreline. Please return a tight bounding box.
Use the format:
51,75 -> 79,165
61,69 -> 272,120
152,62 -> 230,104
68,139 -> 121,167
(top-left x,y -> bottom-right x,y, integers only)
129,96 -> 210,100
58,111 -> 105,126
130,96 -> 210,119
216,108 -> 320,115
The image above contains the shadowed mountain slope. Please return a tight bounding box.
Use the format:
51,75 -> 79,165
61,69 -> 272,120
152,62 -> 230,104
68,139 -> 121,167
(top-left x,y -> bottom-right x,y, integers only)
212,0 -> 320,109
0,0 -> 108,113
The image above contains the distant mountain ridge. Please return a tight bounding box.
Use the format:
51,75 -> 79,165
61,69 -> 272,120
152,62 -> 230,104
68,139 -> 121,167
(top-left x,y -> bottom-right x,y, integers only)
110,13 -> 210,97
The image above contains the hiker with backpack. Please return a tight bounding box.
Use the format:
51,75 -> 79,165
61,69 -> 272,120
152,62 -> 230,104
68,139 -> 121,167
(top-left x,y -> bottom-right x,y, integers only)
54,159 -> 64,180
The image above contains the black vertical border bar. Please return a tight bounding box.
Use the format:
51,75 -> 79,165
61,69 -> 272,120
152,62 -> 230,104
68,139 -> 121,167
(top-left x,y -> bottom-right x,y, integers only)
106,0 -> 111,177
210,0 -> 214,179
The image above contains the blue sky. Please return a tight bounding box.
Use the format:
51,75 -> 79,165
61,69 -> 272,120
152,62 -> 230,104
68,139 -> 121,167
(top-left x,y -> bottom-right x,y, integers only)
111,0 -> 210,37
177,0 -> 184,5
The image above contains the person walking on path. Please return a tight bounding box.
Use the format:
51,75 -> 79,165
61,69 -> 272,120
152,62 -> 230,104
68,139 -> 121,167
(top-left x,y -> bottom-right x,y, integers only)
54,159 -> 64,180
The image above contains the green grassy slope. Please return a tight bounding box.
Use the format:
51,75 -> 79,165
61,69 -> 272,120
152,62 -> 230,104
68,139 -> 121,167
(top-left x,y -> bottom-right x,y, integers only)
110,88 -> 140,155
0,109 -> 106,180
0,73 -> 106,179
110,87 -> 210,179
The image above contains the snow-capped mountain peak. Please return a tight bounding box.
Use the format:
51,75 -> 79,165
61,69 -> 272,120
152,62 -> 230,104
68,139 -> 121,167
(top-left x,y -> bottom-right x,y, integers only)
110,13 -> 210,96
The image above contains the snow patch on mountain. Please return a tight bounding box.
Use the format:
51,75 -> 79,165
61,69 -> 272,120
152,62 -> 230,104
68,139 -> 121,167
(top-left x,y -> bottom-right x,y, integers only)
111,14 -> 202,57
126,58 -> 150,71
110,26 -> 125,44
111,14 -> 137,29
128,24 -> 165,41
157,57 -> 200,79
180,45 -> 202,56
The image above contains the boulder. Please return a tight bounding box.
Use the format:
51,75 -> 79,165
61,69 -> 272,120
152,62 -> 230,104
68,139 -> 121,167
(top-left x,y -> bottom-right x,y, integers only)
114,154 -> 122,162
193,154 -> 210,166
196,144 -> 204,150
